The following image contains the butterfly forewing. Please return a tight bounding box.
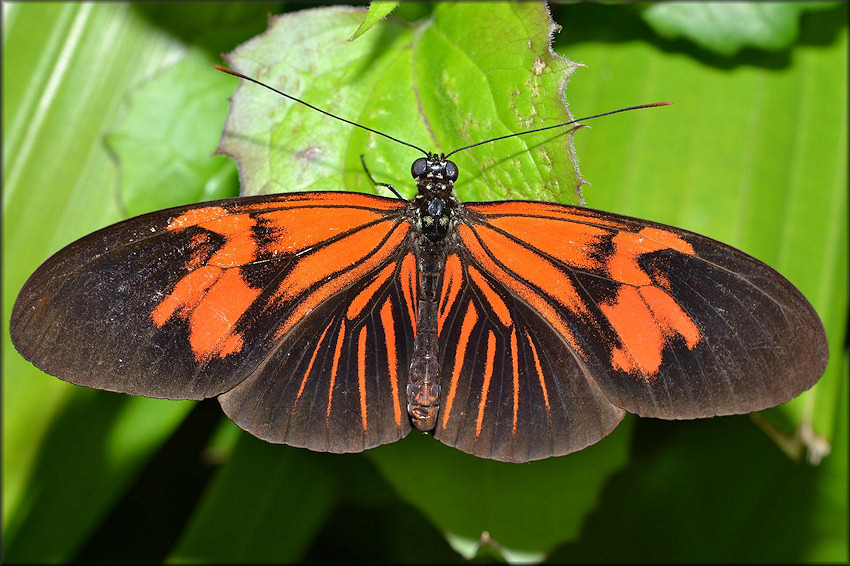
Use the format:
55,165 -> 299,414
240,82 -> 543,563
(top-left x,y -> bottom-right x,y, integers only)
458,201 -> 828,421
10,192 -> 410,406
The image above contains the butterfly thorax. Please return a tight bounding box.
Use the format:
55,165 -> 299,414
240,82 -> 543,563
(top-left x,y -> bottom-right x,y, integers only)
411,154 -> 459,243
406,154 -> 460,431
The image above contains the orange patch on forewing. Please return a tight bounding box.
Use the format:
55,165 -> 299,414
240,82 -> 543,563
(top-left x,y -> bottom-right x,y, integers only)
601,286 -> 662,377
475,331 -> 497,439
468,265 -> 512,328
380,299 -> 403,427
525,330 -> 550,414
458,225 -> 583,355
186,268 -> 260,361
472,225 -> 587,315
600,284 -> 700,379
201,214 -> 259,268
641,227 -> 695,254
166,206 -> 229,231
169,207 -> 260,268
151,265 -> 221,327
358,325 -> 368,432
293,321 -> 333,414
484,215 -> 608,269
598,226 -> 701,379
259,206 -> 387,255
441,301 -> 478,430
438,254 -> 463,335
400,253 -> 417,337
273,222 -> 409,338
640,286 -> 701,348
347,262 -> 395,320
607,227 -> 695,286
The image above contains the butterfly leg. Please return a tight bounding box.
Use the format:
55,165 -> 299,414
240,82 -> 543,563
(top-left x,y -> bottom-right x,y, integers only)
360,155 -> 405,200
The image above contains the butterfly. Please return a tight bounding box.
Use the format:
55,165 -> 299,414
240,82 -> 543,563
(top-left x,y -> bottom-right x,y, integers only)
9,67 -> 829,463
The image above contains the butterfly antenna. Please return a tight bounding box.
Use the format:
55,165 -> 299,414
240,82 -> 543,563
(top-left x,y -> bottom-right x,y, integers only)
216,65 -> 430,156
444,102 -> 672,158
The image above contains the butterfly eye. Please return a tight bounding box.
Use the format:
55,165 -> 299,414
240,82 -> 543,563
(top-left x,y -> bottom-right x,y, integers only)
411,157 -> 428,179
445,160 -> 459,182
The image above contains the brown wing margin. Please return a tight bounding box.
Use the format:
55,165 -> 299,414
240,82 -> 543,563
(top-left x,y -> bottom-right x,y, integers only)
218,248 -> 418,454
10,191 -> 411,404
459,201 -> 828,420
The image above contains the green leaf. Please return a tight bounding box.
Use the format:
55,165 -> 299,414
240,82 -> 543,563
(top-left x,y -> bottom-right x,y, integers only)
2,2 -> 278,561
348,1 -> 399,41
640,1 -> 836,56
368,417 -> 634,561
170,437 -> 339,563
4,2 -> 845,563
3,4 -> 188,558
106,47 -> 239,216
2,392 -> 194,563
550,390 -> 848,561
219,3 -> 586,204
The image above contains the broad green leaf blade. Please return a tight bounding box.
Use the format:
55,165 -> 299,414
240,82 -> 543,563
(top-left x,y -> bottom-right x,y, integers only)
640,1 -> 836,56
219,2 -> 585,205
4,2 -> 845,562
2,392 -> 193,563
558,2 -> 846,460
169,437 -> 339,563
414,2 -> 583,203
550,391 -> 847,561
105,47 -> 239,216
3,3 -> 191,556
348,0 -> 399,41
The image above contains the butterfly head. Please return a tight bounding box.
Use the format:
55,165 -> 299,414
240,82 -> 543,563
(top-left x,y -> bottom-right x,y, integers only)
411,154 -> 459,243
411,154 -> 458,196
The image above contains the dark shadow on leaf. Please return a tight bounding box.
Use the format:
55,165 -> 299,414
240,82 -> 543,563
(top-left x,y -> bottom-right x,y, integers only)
74,398 -> 221,562
130,2 -> 285,56
305,452 -> 460,562
3,391 -> 131,562
548,416 -> 827,562
552,2 -> 847,71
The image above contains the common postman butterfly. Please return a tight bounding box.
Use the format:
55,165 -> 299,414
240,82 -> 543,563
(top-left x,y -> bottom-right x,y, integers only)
10,66 -> 828,463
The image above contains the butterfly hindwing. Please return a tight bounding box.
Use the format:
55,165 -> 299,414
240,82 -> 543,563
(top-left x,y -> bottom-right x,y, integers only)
10,191 -> 410,405
431,251 -> 626,462
219,249 -> 418,453
458,200 -> 828,421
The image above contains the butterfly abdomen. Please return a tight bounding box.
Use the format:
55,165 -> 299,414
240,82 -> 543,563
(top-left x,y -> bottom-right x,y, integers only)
406,221 -> 450,431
